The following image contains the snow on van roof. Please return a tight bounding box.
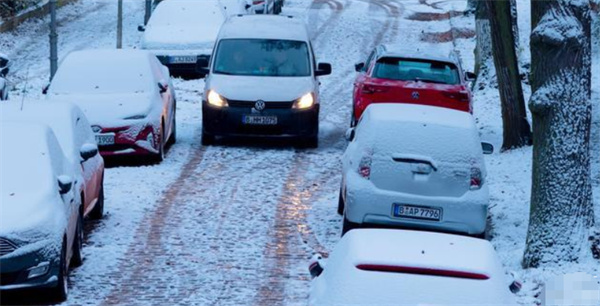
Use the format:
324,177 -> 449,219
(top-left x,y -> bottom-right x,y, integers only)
364,103 -> 475,130
218,14 -> 310,41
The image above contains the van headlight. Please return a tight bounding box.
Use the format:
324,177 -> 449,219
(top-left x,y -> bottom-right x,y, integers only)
293,93 -> 315,110
207,90 -> 228,108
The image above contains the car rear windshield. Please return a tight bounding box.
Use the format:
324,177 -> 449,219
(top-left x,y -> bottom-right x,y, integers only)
373,57 -> 460,85
213,39 -> 311,77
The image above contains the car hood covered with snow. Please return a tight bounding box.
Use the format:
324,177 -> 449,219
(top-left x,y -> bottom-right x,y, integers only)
206,74 -> 315,102
47,93 -> 156,128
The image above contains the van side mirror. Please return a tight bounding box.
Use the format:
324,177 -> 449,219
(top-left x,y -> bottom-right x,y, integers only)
196,56 -> 210,77
80,143 -> 99,162
138,24 -> 146,32
316,63 -> 332,77
309,253 -> 325,278
465,71 -> 476,82
345,128 -> 355,142
355,62 -> 365,72
58,175 -> 73,195
481,142 -> 494,155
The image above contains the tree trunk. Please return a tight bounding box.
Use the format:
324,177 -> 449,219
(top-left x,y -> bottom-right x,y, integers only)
522,0 -> 594,268
474,0 -> 492,76
486,0 -> 532,150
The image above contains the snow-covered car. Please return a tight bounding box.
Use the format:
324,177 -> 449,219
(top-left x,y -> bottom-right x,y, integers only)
0,122 -> 83,301
339,104 -> 493,236
308,229 -> 518,306
197,14 -> 332,147
139,0 -> 225,77
45,49 -> 177,162
0,53 -> 10,100
1,101 -> 106,220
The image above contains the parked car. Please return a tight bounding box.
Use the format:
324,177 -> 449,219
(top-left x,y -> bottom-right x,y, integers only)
1,101 -> 105,220
197,14 -> 331,147
309,229 -> 518,306
45,49 -> 176,162
339,104 -> 493,237
0,122 -> 82,301
351,44 -> 476,126
0,53 -> 10,100
139,0 -> 225,77
247,0 -> 283,14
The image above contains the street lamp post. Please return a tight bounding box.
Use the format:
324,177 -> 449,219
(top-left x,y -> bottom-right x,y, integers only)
117,0 -> 123,49
49,0 -> 58,81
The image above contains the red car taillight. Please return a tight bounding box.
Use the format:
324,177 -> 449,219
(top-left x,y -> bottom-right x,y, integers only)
253,0 -> 264,4
358,153 -> 372,179
470,167 -> 483,190
442,90 -> 470,102
361,84 -> 388,95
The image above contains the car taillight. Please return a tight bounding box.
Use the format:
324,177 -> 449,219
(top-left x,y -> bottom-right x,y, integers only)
356,264 -> 490,280
253,0 -> 264,4
358,153 -> 372,179
361,85 -> 388,95
470,167 -> 483,190
443,90 -> 470,102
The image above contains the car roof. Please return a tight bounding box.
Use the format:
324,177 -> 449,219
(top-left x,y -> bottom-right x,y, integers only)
363,103 -> 475,130
218,14 -> 310,41
379,43 -> 458,64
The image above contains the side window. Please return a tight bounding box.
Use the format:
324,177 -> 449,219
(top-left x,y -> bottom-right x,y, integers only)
363,50 -> 376,73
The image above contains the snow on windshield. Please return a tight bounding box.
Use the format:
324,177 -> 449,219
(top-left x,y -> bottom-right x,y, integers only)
213,39 -> 311,77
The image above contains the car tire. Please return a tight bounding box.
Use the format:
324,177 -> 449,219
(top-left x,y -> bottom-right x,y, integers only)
71,212 -> 84,267
298,135 -> 318,149
167,105 -> 177,146
201,130 -> 215,146
337,187 -> 344,216
350,108 -> 357,127
153,123 -> 165,163
49,238 -> 68,302
341,216 -> 358,236
89,182 -> 104,220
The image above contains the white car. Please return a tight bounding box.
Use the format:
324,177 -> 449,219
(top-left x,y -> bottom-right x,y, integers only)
0,122 -> 81,301
340,104 -> 493,236
45,49 -> 176,163
197,14 -> 331,147
1,101 -> 106,220
309,229 -> 518,306
139,0 -> 225,77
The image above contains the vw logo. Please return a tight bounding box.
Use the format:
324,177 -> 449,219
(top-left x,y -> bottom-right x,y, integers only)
254,100 -> 266,111
412,91 -> 420,100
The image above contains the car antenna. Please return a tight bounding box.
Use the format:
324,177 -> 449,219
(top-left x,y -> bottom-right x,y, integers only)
20,65 -> 30,111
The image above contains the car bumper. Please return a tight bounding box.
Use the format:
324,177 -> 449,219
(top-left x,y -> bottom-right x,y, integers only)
95,123 -> 160,157
344,172 -> 489,235
202,103 -> 319,139
0,242 -> 60,290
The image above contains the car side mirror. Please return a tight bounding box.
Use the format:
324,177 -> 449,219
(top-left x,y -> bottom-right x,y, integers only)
0,67 -> 8,77
80,143 -> 99,162
354,62 -> 365,72
245,4 -> 251,9
345,128 -> 355,142
481,142 -> 494,155
158,80 -> 168,94
309,253 -> 325,278
196,56 -> 210,77
42,84 -> 50,95
315,62 -> 332,77
138,24 -> 146,32
465,71 -> 476,82
58,175 -> 73,195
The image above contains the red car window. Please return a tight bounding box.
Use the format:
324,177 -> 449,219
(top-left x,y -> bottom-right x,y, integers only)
373,57 -> 460,85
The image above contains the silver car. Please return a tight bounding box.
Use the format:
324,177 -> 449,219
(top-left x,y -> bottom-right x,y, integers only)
339,104 -> 494,237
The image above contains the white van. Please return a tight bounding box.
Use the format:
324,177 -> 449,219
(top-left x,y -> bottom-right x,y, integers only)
197,14 -> 331,147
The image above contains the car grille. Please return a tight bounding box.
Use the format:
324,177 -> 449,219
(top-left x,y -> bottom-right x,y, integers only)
0,237 -> 17,257
228,100 -> 293,109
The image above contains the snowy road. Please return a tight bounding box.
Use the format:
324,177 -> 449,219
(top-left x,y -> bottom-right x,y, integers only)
0,0 -> 598,305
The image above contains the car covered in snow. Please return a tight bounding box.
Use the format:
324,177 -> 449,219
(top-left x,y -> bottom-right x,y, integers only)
139,0 -> 225,77
1,101 -> 106,220
308,229 -> 518,306
351,44 -> 475,126
339,104 -> 493,237
0,122 -> 83,301
197,14 -> 331,147
45,49 -> 177,162
0,53 -> 10,100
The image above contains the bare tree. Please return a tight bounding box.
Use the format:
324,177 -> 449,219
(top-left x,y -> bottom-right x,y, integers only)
474,0 -> 492,77
486,0 -> 532,150
523,0 -> 594,268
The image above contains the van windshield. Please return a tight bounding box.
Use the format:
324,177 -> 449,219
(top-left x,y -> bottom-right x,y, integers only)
213,39 -> 311,77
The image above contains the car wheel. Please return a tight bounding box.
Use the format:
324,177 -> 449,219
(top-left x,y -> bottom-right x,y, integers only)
49,238 -> 68,302
71,212 -> 83,267
168,106 -> 177,146
90,182 -> 104,220
153,123 -> 165,163
337,187 -> 345,216
298,135 -> 318,149
341,216 -> 358,236
201,130 -> 215,146
350,108 -> 357,127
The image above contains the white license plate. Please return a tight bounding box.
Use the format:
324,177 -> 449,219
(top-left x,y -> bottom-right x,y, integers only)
170,56 -> 197,64
95,134 -> 115,146
393,204 -> 442,221
243,115 -> 278,125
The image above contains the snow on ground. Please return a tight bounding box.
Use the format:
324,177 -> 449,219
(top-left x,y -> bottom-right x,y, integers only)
0,0 -> 597,305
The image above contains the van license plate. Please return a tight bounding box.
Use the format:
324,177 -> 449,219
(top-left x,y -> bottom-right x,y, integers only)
393,204 -> 442,221
243,115 -> 278,125
170,56 -> 197,64
95,134 -> 115,146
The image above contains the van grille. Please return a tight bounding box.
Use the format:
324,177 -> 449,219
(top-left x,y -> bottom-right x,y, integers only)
0,238 -> 17,257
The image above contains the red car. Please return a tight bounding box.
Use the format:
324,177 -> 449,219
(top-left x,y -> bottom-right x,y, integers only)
351,45 -> 475,126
